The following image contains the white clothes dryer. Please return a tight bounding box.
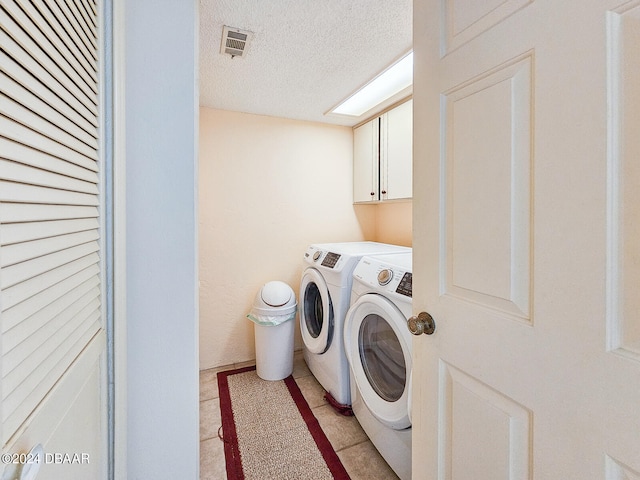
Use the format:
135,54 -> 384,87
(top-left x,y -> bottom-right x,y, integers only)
299,242 -> 410,409
344,252 -> 413,480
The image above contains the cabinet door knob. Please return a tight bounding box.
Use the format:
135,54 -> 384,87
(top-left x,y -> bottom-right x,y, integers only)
370,192 -> 375,196
381,190 -> 387,195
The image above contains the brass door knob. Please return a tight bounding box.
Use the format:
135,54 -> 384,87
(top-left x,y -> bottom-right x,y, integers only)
408,312 -> 436,335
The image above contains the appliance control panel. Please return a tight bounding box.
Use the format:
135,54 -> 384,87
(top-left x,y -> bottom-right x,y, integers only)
321,252 -> 341,268
353,254 -> 413,299
304,246 -> 350,271
396,272 -> 412,297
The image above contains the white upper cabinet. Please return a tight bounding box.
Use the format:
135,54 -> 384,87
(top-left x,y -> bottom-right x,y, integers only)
353,116 -> 380,202
381,99 -> 412,200
353,99 -> 413,203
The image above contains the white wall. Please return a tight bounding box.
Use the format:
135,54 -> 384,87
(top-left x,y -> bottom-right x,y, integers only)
124,0 -> 199,478
199,108 -> 376,369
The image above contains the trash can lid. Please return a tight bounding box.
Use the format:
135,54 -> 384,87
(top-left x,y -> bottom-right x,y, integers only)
260,281 -> 294,307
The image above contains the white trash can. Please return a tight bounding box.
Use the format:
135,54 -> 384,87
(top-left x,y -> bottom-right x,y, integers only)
247,281 -> 297,381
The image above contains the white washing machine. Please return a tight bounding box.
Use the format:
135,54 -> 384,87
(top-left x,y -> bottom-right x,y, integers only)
299,242 -> 410,409
344,252 -> 413,480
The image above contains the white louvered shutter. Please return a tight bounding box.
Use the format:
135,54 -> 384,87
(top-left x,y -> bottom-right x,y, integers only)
0,0 -> 102,444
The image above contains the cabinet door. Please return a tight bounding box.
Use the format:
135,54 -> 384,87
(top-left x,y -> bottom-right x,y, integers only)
0,0 -> 108,478
382,99 -> 412,200
353,118 -> 379,202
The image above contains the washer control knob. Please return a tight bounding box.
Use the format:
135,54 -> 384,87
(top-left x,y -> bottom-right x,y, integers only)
408,312 -> 436,336
377,268 -> 393,286
313,251 -> 322,262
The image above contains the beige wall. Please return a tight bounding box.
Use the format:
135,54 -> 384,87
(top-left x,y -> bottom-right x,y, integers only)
375,201 -> 412,247
199,108 -> 378,369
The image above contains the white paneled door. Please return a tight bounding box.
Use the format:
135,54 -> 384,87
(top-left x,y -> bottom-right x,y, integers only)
413,0 -> 640,478
0,0 -> 107,479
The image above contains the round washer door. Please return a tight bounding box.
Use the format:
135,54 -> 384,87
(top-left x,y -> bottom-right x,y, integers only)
345,293 -> 412,430
299,268 -> 333,354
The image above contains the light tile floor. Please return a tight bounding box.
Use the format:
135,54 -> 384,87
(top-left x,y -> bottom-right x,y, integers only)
199,350 -> 400,479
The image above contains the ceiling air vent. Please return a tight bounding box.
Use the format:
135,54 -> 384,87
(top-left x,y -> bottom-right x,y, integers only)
220,26 -> 253,58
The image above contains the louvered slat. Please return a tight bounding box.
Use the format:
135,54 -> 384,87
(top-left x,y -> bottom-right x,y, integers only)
1,253 -> 100,311
2,312 -> 100,432
0,204 -> 98,223
0,159 -> 99,195
83,0 -> 98,19
3,306 -> 100,423
0,117 -> 98,172
0,51 -> 97,140
0,181 -> 99,206
1,242 -> 99,290
0,137 -> 98,183
57,0 -> 98,51
0,0 -> 102,445
49,0 -> 98,54
1,264 -> 100,332
2,72 -> 98,150
3,312 -> 100,404
15,0 -> 98,84
74,0 -> 97,31
2,315 -> 99,436
2,315 -> 100,436
1,230 -> 100,268
0,28 -> 97,127
1,93 -> 98,160
3,282 -> 100,359
0,9 -> 98,117
3,1 -> 98,99
1,217 -> 99,248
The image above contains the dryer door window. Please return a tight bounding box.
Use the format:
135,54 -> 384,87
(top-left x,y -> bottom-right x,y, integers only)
303,282 -> 324,339
359,314 -> 406,403
299,268 -> 333,354
344,293 -> 412,430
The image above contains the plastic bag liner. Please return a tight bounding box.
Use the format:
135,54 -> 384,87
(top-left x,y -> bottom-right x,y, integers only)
247,308 -> 296,326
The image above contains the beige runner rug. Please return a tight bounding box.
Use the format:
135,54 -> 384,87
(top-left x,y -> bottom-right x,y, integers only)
217,366 -> 350,479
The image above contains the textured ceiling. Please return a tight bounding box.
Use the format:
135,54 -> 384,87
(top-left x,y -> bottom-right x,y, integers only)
199,0 -> 412,126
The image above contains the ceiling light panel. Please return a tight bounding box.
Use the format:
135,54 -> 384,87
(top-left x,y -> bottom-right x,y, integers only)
330,51 -> 413,117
